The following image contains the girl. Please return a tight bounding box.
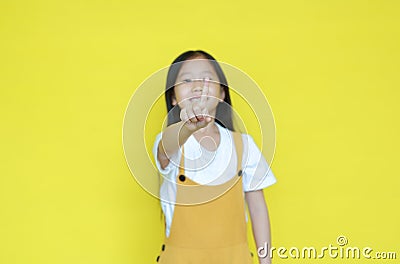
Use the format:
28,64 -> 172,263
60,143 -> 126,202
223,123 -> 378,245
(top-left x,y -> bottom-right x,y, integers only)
152,50 -> 276,264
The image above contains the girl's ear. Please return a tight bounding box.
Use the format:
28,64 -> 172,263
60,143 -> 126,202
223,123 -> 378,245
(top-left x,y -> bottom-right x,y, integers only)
172,95 -> 177,106
220,88 -> 225,102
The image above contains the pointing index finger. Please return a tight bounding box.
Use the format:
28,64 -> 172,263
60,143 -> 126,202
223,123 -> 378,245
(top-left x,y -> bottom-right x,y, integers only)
200,77 -> 209,106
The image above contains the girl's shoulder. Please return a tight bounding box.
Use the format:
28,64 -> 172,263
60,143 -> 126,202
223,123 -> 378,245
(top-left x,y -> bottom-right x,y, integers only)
216,124 -> 257,145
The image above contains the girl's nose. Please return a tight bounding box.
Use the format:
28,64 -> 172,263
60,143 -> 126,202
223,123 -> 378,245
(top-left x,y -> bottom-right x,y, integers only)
193,79 -> 204,86
192,87 -> 204,96
192,80 -> 204,92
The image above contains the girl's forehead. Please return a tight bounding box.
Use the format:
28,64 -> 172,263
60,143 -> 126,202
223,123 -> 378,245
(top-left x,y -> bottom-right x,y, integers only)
178,59 -> 216,75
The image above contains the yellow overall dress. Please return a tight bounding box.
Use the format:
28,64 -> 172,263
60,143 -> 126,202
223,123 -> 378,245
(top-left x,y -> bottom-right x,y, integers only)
156,132 -> 254,264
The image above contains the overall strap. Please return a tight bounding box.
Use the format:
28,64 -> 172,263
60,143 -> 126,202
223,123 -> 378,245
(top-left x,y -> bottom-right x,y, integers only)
179,146 -> 185,176
232,131 -> 243,174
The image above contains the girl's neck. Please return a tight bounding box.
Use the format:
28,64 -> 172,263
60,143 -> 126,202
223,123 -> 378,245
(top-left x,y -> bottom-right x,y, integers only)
194,121 -> 219,136
193,121 -> 221,152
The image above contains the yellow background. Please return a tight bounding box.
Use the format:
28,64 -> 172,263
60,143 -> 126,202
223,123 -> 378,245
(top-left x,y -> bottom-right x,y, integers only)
1,0 -> 399,263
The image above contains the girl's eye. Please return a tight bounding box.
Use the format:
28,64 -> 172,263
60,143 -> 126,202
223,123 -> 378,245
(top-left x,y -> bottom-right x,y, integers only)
183,79 -> 192,83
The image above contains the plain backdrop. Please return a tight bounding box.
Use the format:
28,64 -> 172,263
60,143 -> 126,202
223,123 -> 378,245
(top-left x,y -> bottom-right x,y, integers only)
1,0 -> 399,263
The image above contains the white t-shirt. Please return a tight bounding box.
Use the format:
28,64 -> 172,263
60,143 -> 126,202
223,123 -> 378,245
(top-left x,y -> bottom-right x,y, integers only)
152,123 -> 277,237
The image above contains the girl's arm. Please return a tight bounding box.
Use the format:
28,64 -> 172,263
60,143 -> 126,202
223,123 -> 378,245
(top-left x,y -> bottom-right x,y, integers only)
245,190 -> 272,264
158,80 -> 213,169
157,121 -> 193,170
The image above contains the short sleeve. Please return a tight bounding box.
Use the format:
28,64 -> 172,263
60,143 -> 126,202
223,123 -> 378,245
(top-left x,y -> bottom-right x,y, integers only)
152,132 -> 178,176
152,132 -> 180,238
241,134 -> 277,192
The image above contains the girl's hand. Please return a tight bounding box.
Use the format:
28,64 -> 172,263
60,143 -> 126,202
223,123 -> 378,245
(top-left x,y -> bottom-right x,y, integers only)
179,78 -> 212,131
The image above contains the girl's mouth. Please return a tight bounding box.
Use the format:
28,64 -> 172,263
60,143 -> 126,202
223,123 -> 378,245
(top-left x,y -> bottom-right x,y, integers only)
189,96 -> 202,102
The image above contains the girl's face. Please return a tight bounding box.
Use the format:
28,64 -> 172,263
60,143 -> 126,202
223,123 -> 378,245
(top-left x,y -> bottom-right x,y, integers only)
172,57 -> 225,113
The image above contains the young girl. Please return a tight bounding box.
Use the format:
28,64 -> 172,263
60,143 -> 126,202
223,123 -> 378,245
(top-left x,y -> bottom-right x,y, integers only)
152,50 -> 276,264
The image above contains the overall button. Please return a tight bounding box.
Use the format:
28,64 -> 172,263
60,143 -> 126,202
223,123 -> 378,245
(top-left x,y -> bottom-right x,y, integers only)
179,175 -> 186,182
161,244 -> 165,251
238,169 -> 243,176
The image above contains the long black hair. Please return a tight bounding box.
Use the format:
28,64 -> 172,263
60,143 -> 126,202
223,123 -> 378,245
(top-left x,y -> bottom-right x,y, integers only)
165,50 -> 234,131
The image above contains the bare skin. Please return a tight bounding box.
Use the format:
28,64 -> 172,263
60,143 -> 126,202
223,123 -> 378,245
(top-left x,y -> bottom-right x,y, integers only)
157,79 -> 217,168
